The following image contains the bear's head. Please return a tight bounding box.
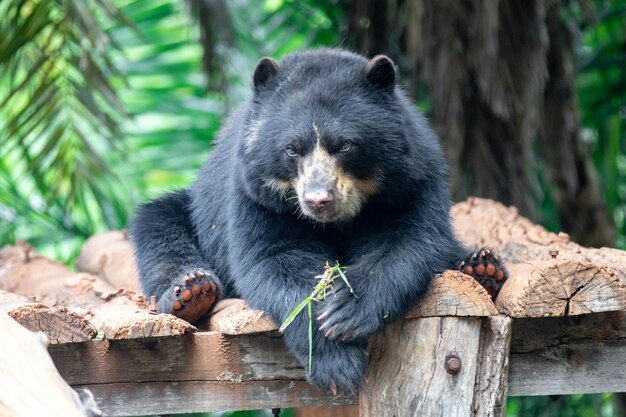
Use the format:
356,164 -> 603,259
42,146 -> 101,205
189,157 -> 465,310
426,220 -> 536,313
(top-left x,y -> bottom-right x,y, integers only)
240,48 -> 442,223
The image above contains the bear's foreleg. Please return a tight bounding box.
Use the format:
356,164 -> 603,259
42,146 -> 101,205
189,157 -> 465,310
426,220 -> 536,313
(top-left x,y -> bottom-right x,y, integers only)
228,197 -> 368,394
130,190 -> 220,323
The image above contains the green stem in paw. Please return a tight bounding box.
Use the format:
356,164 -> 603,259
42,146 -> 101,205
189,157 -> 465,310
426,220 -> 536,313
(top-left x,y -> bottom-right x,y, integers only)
279,261 -> 355,375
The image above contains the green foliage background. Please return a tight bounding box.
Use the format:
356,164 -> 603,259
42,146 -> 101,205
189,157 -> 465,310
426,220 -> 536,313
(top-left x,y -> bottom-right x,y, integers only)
0,0 -> 625,416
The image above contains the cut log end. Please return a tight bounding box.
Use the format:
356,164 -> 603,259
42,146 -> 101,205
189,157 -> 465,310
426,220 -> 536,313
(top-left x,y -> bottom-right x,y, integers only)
496,260 -> 626,318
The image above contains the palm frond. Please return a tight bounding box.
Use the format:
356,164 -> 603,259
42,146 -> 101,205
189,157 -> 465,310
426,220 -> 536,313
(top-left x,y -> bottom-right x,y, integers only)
0,0 -> 130,260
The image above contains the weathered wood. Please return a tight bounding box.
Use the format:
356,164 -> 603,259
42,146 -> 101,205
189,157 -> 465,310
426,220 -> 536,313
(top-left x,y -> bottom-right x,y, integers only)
202,298 -> 277,334
471,316 -> 512,417
0,310 -> 101,417
79,380 -> 353,416
76,230 -> 141,291
0,243 -> 118,307
360,317 -> 483,417
407,270 -> 498,318
0,290 -> 97,343
496,261 -> 626,318
508,311 -> 626,396
453,197 -> 626,282
86,291 -> 196,339
50,331 -> 356,416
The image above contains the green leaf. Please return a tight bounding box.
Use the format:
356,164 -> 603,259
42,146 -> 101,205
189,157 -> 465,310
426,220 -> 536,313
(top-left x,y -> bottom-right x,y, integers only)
307,299 -> 313,374
279,297 -> 311,332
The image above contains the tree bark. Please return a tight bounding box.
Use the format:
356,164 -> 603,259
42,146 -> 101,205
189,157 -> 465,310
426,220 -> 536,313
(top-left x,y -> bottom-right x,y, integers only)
341,0 -> 616,247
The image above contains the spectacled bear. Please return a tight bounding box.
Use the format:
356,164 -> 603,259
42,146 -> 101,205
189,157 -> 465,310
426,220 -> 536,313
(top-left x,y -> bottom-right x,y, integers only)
130,48 -> 507,394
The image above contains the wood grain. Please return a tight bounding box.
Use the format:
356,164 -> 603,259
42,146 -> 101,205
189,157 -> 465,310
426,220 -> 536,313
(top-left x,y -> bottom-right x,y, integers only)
407,271 -> 498,318
471,316 -> 512,417
507,312 -> 626,396
496,261 -> 626,318
75,230 -> 141,291
0,290 -> 97,343
360,317 -> 483,417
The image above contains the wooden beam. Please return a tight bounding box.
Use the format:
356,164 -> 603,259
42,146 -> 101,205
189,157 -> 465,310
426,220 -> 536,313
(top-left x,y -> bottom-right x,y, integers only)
360,317 -> 483,417
507,311 -> 626,396
47,311 -> 626,416
471,316 -> 512,417
50,331 -> 356,416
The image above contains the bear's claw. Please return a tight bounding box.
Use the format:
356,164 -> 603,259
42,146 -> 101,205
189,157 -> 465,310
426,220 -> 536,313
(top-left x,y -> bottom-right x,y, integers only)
459,248 -> 508,300
158,270 -> 219,323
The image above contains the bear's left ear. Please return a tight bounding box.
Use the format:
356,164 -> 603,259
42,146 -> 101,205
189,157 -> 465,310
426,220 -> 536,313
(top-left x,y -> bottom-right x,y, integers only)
364,55 -> 396,90
253,57 -> 280,92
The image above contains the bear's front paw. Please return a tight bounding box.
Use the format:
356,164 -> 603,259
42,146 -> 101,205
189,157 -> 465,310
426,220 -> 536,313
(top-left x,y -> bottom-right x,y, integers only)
318,287 -> 381,343
157,270 -> 220,323
307,343 -> 368,395
459,248 -> 509,300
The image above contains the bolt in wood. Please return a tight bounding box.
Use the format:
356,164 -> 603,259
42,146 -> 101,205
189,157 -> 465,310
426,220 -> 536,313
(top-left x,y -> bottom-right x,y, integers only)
445,354 -> 461,374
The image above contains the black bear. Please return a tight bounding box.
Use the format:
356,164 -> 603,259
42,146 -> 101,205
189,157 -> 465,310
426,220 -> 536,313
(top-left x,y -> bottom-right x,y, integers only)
130,48 -> 506,394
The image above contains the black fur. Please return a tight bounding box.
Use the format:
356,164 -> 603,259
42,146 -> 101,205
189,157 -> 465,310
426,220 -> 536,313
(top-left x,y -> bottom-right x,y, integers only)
130,48 -> 467,393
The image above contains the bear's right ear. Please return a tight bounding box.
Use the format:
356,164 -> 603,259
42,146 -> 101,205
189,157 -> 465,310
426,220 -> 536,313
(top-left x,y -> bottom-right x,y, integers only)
364,55 -> 396,91
253,57 -> 280,92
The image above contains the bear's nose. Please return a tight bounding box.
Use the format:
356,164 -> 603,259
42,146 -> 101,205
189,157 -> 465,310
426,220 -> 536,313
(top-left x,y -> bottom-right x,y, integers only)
304,190 -> 334,209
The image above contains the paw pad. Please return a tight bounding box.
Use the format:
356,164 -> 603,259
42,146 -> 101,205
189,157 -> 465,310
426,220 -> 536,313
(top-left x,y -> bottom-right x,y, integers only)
159,270 -> 219,323
460,248 -> 508,300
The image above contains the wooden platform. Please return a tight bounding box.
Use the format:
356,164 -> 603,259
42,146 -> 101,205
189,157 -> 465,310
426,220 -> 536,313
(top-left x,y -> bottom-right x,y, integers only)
1,198 -> 625,417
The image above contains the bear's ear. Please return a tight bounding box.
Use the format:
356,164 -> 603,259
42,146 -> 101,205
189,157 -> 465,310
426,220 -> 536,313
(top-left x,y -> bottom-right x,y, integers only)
253,57 -> 280,91
364,55 -> 396,90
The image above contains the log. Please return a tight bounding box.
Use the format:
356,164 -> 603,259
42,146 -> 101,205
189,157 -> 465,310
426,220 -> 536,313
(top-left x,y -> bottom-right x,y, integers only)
0,290 -> 97,343
76,230 -> 141,291
0,242 -> 76,297
407,271 -> 498,318
496,261 -> 626,317
453,197 -> 626,317
0,310 -> 101,417
452,197 -> 626,280
471,316 -> 512,417
202,298 -> 277,334
360,317 -> 483,417
0,243 -> 117,307
86,290 -> 196,339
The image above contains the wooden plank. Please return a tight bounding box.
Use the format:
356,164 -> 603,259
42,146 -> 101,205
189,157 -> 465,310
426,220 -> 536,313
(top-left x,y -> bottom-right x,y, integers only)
79,380 -> 355,416
360,317 -> 483,417
507,312 -> 626,396
471,316 -> 512,417
49,331 -> 357,416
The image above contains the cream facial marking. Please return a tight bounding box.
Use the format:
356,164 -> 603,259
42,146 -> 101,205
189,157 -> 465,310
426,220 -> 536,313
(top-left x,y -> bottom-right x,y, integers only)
262,177 -> 292,199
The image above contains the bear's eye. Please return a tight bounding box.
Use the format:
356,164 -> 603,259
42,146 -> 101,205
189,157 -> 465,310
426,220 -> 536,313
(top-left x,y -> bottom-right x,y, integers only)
285,146 -> 299,158
339,141 -> 352,153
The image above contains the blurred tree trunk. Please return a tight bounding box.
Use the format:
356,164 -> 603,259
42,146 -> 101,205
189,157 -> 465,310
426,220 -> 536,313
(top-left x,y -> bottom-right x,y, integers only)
343,0 -> 615,247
